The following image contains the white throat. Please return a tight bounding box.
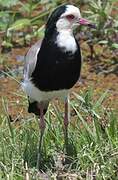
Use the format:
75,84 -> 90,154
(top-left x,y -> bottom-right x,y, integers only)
56,30 -> 77,54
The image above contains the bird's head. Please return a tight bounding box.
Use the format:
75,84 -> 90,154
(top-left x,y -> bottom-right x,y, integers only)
45,4 -> 96,35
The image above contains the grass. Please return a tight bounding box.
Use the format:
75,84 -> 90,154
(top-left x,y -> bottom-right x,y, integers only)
0,89 -> 118,179
0,1 -> 118,179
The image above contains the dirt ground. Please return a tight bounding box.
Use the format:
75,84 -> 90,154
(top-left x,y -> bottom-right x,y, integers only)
0,42 -> 118,120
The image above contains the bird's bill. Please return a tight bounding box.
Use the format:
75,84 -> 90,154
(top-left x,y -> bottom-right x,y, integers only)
79,18 -> 96,29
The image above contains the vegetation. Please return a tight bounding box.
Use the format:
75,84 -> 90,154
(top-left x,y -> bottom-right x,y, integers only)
1,89 -> 118,179
0,0 -> 118,179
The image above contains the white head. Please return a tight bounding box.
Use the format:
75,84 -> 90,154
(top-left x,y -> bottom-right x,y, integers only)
56,5 -> 81,32
45,5 -> 96,35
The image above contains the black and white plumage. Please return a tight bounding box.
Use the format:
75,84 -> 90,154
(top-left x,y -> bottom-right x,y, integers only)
23,5 -> 88,114
22,4 -> 95,167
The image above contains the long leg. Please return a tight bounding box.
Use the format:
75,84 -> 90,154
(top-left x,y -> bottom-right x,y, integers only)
36,105 -> 45,170
64,97 -> 69,152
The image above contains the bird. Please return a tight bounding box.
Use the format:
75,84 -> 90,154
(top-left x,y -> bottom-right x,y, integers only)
22,4 -> 95,168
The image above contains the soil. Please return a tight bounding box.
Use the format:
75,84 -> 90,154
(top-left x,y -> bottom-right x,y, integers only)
0,1 -> 118,119
0,43 -> 118,120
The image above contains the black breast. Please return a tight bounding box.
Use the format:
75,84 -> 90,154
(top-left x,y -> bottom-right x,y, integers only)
31,35 -> 81,91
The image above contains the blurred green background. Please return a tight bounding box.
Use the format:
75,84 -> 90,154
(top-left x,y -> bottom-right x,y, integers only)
0,0 -> 118,179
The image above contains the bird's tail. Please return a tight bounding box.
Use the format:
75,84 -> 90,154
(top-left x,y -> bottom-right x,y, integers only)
28,101 -> 49,116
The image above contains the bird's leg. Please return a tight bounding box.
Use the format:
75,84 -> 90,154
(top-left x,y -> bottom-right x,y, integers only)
64,97 -> 69,153
36,105 -> 45,170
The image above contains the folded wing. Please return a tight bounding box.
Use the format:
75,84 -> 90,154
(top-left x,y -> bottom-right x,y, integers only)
24,40 -> 42,80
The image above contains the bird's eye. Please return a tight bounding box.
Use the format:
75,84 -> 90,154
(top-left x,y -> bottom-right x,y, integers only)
66,14 -> 75,20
